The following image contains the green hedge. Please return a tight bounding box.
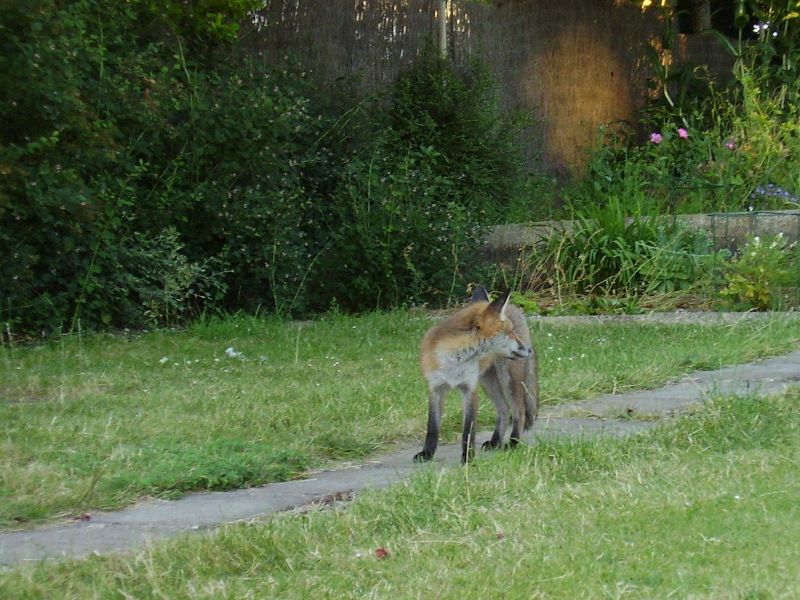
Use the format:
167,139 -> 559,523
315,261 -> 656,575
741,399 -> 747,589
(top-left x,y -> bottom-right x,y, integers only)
0,2 -> 529,333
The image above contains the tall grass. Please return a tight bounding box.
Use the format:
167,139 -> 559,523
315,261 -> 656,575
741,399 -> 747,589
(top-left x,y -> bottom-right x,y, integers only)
522,199 -> 723,308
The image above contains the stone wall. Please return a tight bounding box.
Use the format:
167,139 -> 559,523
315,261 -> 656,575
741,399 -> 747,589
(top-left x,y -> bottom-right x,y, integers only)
483,210 -> 800,266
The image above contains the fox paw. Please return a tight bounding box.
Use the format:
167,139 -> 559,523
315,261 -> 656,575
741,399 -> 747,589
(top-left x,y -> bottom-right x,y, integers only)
482,438 -> 522,451
481,439 -> 501,451
413,450 -> 433,462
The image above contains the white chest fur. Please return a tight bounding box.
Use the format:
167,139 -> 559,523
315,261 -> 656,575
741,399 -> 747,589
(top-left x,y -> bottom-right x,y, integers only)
428,350 -> 481,391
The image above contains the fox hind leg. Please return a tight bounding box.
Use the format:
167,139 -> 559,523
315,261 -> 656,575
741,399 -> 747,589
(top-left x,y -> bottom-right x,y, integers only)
480,365 -> 509,451
508,386 -> 524,448
523,349 -> 539,431
460,386 -> 479,463
508,371 -> 526,449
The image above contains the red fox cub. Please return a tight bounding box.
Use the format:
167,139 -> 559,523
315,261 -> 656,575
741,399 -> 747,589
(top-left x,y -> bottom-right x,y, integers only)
414,286 -> 539,464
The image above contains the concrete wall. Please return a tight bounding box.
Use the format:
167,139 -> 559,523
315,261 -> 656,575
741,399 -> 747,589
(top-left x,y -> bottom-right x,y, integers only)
483,211 -> 800,266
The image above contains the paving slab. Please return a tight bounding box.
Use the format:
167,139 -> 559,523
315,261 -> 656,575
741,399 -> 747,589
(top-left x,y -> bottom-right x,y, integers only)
547,348 -> 800,418
2,334 -> 800,567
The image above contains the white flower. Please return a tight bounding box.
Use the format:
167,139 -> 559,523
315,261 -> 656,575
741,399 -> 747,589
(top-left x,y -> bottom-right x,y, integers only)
159,356 -> 169,364
225,347 -> 243,358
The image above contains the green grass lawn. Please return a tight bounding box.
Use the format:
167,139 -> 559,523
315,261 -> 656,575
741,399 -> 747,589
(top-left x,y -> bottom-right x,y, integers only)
2,312 -> 800,528
2,391 -> 798,598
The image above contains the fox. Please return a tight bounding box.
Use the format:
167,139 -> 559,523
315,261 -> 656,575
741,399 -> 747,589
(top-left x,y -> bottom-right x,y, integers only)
414,285 -> 539,464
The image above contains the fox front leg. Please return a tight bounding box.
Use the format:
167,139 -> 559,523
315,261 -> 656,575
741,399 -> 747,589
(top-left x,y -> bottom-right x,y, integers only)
414,387 -> 445,462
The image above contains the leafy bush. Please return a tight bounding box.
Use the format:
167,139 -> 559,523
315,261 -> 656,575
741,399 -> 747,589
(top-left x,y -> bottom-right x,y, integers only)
121,228 -> 228,328
0,6 -> 529,332
310,50 -> 529,312
0,0 -> 162,331
156,62 -> 339,317
387,50 -> 531,221
313,145 -> 484,311
720,234 -> 798,310
0,0 -> 339,330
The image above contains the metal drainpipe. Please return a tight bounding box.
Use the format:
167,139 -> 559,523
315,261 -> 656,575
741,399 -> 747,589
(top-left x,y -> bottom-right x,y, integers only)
438,0 -> 447,59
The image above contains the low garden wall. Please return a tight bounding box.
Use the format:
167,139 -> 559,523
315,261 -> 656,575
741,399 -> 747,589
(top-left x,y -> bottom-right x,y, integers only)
483,210 -> 800,265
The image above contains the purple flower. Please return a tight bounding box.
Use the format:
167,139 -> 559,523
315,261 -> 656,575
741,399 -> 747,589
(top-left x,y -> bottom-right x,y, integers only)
678,128 -> 689,139
725,139 -> 736,150
650,132 -> 663,144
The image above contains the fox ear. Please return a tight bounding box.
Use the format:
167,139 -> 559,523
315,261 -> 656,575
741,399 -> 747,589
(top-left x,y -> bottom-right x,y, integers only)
488,291 -> 511,321
470,284 -> 490,303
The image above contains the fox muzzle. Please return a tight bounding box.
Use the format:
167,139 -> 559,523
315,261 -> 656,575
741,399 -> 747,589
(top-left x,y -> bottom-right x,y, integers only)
511,344 -> 532,359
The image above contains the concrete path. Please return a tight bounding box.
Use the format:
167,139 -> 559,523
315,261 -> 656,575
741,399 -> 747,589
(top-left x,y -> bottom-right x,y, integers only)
3,342 -> 800,567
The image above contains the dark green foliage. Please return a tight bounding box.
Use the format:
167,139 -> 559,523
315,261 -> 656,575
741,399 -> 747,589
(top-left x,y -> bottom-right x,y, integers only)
314,145 -> 481,311
313,50 -> 527,311
1,0 -> 151,330
1,4 -> 528,332
147,63 -> 337,316
388,51 -> 529,220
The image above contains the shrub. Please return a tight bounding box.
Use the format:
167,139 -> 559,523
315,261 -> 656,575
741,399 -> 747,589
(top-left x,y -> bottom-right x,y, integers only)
120,228 -> 228,328
160,61 -> 338,316
0,0 -> 163,331
0,1 -> 343,329
0,7 -> 530,332
720,234 -> 798,310
313,144 -> 485,311
310,51 -> 529,312
388,50 -> 531,221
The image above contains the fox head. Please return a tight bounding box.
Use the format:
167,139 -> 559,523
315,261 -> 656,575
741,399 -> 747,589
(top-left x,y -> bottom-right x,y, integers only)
470,286 -> 532,360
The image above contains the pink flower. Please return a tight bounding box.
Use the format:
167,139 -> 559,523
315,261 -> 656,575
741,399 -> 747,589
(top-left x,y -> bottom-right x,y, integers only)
678,128 -> 689,139
650,132 -> 663,144
725,139 -> 736,150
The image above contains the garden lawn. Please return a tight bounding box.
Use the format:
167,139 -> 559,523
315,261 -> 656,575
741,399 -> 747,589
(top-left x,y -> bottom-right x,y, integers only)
2,391 -> 799,598
2,312 -> 800,527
